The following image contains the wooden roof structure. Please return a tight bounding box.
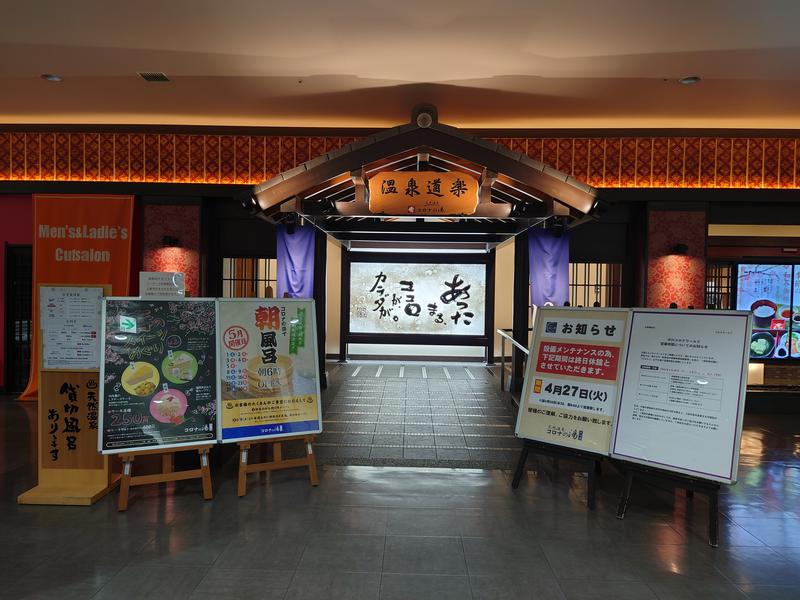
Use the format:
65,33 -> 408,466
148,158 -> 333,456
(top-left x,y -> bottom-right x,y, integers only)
247,106 -> 601,250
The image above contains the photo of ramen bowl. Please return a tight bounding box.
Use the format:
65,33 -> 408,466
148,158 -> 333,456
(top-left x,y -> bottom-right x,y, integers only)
245,355 -> 293,396
121,361 -> 160,396
751,300 -> 778,328
749,332 -> 776,359
775,331 -> 800,359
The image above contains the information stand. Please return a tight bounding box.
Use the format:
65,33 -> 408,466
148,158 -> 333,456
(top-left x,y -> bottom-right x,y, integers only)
18,284 -> 118,506
117,444 -> 213,511
614,461 -> 721,547
237,435 -> 319,497
512,439 -> 601,509
217,298 -> 323,493
99,297 -> 220,509
513,308 -> 630,507
610,309 -> 751,547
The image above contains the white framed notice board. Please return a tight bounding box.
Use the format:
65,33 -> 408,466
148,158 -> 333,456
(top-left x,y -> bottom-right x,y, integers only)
610,309 -> 751,484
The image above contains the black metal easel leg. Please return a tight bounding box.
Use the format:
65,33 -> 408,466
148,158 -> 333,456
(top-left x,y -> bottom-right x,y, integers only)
616,470 -> 634,519
587,460 -> 597,510
511,443 -> 530,489
708,487 -> 719,548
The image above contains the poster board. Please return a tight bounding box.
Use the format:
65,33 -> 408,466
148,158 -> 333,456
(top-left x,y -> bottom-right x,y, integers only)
611,309 -> 751,484
99,298 -> 219,454
516,307 -> 630,455
40,285 -> 103,371
217,298 -> 322,443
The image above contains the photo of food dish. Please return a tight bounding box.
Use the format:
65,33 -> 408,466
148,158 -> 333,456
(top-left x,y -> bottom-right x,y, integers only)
121,361 -> 159,396
149,389 -> 188,424
775,331 -> 800,359
161,351 -> 198,384
749,332 -> 776,359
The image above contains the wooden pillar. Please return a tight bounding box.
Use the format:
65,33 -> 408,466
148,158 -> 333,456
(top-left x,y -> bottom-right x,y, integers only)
511,231 -> 530,395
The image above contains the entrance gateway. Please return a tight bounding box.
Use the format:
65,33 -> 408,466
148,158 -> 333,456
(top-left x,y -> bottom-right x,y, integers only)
244,105 -> 600,367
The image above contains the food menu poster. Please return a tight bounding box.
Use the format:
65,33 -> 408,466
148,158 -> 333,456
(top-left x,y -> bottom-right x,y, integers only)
349,261 -> 487,336
736,264 -> 798,360
40,286 -> 103,370
515,307 -> 630,455
218,298 -> 322,443
99,298 -> 218,453
611,310 -> 750,484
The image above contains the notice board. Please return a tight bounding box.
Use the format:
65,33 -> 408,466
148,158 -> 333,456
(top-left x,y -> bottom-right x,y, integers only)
516,307 -> 630,455
217,298 -> 322,442
99,298 -> 219,453
611,309 -> 751,484
40,286 -> 103,371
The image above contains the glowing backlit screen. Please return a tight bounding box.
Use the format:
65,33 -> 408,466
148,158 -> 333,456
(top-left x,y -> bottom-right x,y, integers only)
736,264 -> 797,360
349,262 -> 487,336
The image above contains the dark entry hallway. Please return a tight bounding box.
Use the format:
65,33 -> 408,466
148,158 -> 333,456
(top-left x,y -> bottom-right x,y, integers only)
316,362 -> 522,468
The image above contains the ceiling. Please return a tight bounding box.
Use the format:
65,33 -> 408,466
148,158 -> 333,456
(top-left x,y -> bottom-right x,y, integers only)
2,0 -> 800,129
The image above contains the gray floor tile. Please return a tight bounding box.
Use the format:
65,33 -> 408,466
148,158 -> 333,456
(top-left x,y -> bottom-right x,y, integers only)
436,435 -> 467,447
540,541 -> 641,581
285,571 -> 380,600
437,448 -> 470,460
297,534 -> 385,572
646,578 -> 749,600
371,446 -> 404,459
93,564 -> 209,600
404,434 -> 435,446
470,572 -> 565,600
215,535 -> 305,570
190,568 -> 293,599
709,546 -> 800,585
463,537 -> 551,576
558,580 -> 658,600
380,573 -> 472,600
336,446 -> 373,458
403,447 -> 438,460
373,433 -> 404,446
739,584 -> 800,600
313,506 -> 388,535
383,536 -> 467,576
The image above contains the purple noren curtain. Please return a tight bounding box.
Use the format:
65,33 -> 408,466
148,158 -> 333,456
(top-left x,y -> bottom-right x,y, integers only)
277,224 -> 315,298
529,228 -> 569,307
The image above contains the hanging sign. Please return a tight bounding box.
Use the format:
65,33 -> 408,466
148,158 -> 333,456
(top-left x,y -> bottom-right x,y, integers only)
139,271 -> 186,298
516,307 -> 630,455
217,298 -> 322,442
368,171 -> 479,216
21,194 -> 133,399
40,286 -> 103,370
611,309 -> 751,483
99,298 -> 219,453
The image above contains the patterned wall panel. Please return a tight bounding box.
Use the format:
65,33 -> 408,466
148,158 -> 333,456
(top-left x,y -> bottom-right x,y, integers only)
2,130 -> 800,189
646,210 -> 707,309
142,204 -> 201,297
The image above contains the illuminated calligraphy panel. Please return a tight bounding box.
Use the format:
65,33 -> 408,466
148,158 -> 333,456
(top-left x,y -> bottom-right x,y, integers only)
349,262 -> 486,336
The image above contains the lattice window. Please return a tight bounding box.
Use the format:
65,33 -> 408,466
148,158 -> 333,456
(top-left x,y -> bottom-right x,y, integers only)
705,262 -> 733,310
568,262 -> 623,307
221,258 -> 278,298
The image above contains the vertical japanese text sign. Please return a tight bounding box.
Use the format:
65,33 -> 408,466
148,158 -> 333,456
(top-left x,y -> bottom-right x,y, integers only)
516,307 -> 630,454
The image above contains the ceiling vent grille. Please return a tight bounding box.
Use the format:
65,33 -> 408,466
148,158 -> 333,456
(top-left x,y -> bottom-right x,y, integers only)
137,71 -> 170,82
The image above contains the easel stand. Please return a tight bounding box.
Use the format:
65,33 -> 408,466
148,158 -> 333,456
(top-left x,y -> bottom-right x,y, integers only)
614,462 -> 721,547
512,439 -> 602,509
237,435 -> 319,497
117,444 -> 214,511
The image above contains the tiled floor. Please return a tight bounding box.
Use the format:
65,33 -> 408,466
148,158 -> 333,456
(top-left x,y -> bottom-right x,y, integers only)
317,362 -> 522,468
2,367 -> 800,599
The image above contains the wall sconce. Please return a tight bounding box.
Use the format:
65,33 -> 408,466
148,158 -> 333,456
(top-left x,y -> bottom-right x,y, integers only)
671,243 -> 689,255
162,235 -> 181,247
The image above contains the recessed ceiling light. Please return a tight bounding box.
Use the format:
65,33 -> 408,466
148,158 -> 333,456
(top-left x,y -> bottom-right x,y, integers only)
40,73 -> 62,82
679,75 -> 701,85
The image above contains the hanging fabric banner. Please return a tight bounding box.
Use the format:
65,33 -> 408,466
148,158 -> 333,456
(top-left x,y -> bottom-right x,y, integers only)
276,224 -> 315,298
20,194 -> 134,400
529,228 -> 570,307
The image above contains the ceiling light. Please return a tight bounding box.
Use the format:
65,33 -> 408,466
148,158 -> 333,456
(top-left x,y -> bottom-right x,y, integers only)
679,75 -> 701,85
40,73 -> 62,82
